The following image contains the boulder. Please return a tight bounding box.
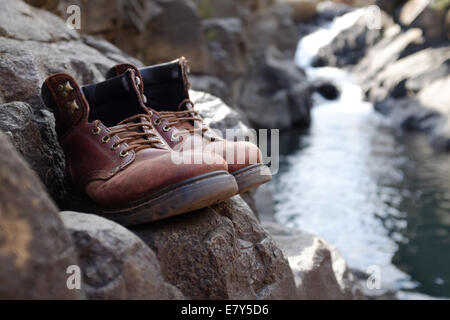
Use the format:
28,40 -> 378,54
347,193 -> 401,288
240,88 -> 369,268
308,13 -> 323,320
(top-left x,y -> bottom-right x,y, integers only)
253,183 -> 277,222
376,0 -> 406,15
368,47 -> 450,102
356,26 -> 424,86
361,37 -> 450,151
374,96 -> 450,150
189,75 -> 231,104
374,97 -> 442,132
244,1 -> 299,56
202,18 -> 247,78
262,222 -> 364,300
193,0 -> 275,18
113,0 -> 210,73
446,9 -> 450,40
24,0 -> 59,10
316,0 -> 354,21
0,0 -> 78,42
0,132 -> 83,299
239,47 -> 312,129
399,0 -> 447,40
279,0 -> 319,22
132,196 -> 298,300
190,90 -> 252,138
375,72 -> 450,151
0,102 -> 67,206
59,211 -> 184,300
312,80 -> 341,100
313,8 -> 392,67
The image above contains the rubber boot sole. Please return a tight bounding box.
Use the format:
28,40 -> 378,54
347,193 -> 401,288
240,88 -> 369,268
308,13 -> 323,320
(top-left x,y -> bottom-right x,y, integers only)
68,170 -> 237,226
232,164 -> 272,194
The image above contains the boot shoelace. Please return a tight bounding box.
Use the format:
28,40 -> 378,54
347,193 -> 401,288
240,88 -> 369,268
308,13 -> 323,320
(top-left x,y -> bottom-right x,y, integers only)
157,100 -> 208,135
92,114 -> 165,156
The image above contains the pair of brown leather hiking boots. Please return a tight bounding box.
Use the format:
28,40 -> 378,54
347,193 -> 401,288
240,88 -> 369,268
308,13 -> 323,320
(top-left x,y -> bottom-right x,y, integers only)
41,57 -> 271,226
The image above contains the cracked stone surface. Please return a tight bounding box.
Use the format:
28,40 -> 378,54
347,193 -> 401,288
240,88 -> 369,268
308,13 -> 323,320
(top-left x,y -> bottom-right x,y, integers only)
60,211 -> 184,300
0,132 -> 83,299
132,196 -> 297,300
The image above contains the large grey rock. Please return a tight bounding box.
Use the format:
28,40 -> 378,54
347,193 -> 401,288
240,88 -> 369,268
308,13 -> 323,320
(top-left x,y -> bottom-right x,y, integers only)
366,46 -> 450,103
356,26 -> 424,86
244,1 -> 299,56
279,0 -> 319,23
132,196 -> 297,300
376,0 -> 405,15
0,35 -> 140,106
111,0 -> 210,73
192,0 -> 275,18
0,0 -> 78,42
240,47 -> 312,129
59,211 -> 184,300
253,183 -> 276,222
313,8 -> 392,67
0,132 -> 82,299
446,9 -> 450,40
374,73 -> 450,151
202,18 -> 247,78
0,102 -> 67,206
365,46 -> 450,151
399,0 -> 447,40
263,222 -> 364,300
190,90 -> 252,138
189,74 -> 231,104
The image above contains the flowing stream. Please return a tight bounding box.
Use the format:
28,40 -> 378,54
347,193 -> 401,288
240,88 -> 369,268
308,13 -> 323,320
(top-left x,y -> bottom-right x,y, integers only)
273,10 -> 450,299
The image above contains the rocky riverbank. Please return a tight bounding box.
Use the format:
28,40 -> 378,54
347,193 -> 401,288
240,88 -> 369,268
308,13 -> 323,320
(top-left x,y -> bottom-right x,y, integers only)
309,0 -> 450,151
0,0 -> 362,299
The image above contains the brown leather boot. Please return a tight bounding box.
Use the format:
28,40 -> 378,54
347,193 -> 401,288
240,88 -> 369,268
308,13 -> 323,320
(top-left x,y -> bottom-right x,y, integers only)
106,59 -> 272,194
41,69 -> 238,226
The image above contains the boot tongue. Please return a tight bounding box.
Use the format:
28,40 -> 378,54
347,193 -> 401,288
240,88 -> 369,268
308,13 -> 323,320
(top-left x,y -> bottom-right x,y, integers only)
82,70 -> 147,127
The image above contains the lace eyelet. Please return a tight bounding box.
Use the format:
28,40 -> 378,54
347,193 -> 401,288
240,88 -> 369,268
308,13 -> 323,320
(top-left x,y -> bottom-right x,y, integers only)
154,118 -> 161,126
148,110 -> 153,118
63,82 -> 73,92
66,100 -> 79,112
171,134 -> 180,142
92,127 -> 101,135
101,136 -> 110,143
135,76 -> 141,86
111,143 -> 120,150
142,94 -> 148,104
120,150 -> 129,158
163,125 -> 171,132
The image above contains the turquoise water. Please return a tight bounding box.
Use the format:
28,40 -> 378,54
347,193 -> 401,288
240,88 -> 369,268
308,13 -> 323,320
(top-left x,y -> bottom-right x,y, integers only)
273,11 -> 450,299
